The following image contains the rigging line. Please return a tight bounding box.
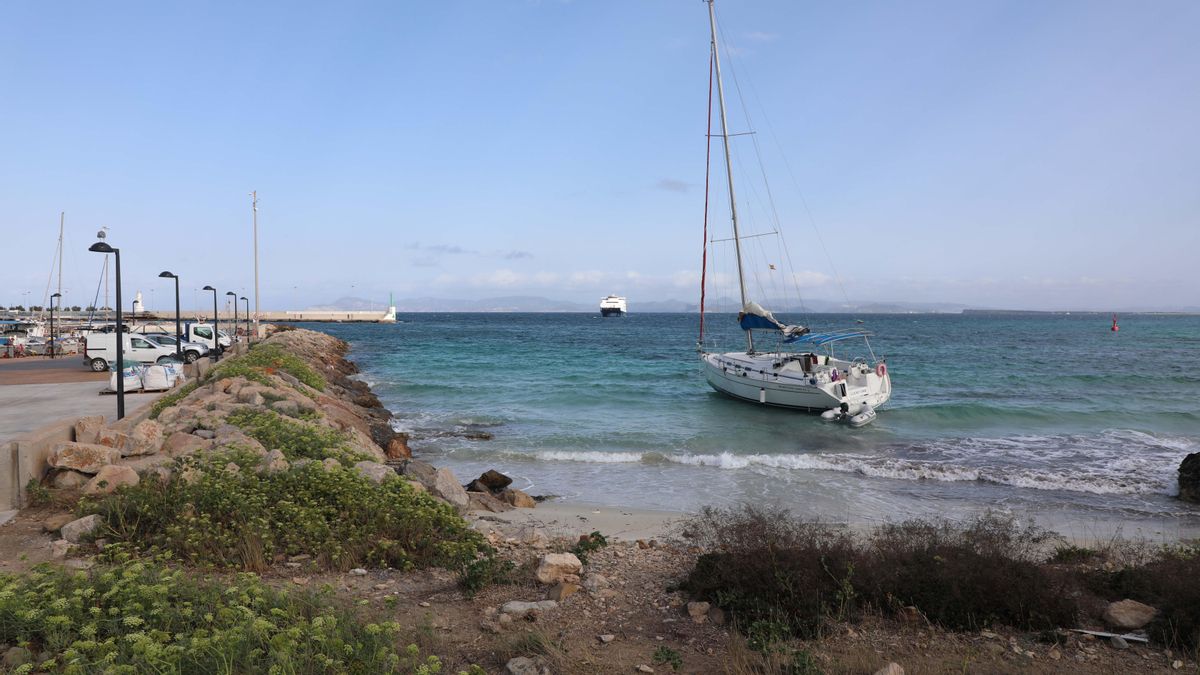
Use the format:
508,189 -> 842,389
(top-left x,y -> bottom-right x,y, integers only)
735,61 -> 853,309
700,48 -> 715,345
709,231 -> 777,243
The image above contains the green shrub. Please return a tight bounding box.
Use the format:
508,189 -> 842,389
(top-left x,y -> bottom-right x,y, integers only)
570,531 -> 608,564
226,408 -> 369,465
1087,545 -> 1200,648
82,452 -> 489,573
652,646 -> 682,671
200,343 -> 325,397
458,555 -> 515,597
1050,544 -> 1098,564
148,380 -> 199,419
0,555 -> 412,673
24,478 -> 51,506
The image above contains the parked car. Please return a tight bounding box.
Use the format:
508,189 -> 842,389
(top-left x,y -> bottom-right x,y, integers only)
139,333 -> 208,363
83,333 -> 182,371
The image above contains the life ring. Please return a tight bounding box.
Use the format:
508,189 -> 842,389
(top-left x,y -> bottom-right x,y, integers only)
875,363 -> 887,378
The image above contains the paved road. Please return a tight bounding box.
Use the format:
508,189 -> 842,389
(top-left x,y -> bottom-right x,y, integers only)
0,381 -> 164,441
0,357 -> 106,385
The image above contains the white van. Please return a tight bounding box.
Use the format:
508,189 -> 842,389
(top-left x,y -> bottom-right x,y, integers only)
84,333 -> 182,372
183,323 -> 232,352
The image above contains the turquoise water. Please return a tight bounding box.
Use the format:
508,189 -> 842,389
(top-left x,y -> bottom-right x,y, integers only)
312,313 -> 1200,536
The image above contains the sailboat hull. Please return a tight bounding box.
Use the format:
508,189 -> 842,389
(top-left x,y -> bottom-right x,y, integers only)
702,352 -> 891,412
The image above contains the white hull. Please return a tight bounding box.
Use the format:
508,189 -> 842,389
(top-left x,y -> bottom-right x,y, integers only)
702,351 -> 891,412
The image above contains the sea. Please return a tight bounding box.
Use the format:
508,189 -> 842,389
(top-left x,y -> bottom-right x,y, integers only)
310,313 -> 1200,539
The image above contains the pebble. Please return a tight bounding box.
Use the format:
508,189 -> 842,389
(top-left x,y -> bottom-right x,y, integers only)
1110,636 -> 1129,650
636,666 -> 654,673
599,634 -> 616,643
349,568 -> 367,576
419,601 -> 431,607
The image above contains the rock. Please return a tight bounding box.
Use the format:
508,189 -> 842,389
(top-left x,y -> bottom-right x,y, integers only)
547,582 -> 580,602
52,469 -> 89,489
873,664 -> 904,675
258,449 -> 290,475
398,459 -> 438,486
2,646 -> 33,669
709,606 -> 727,626
500,600 -> 558,619
42,513 -> 75,532
431,467 -> 470,513
162,431 -> 211,457
354,460 -> 395,484
687,601 -> 711,624
1103,599 -> 1158,630
271,399 -> 300,416
50,539 -> 72,558
60,514 -> 104,543
74,415 -> 105,444
322,458 -> 342,471
237,388 -> 265,406
468,491 -> 513,513
1110,636 -> 1129,650
82,465 -> 140,495
466,479 -> 491,493
385,435 -> 412,460
223,462 -> 241,474
582,573 -> 609,593
194,429 -> 216,440
535,552 -> 583,585
1179,453 -> 1200,503
636,666 -> 655,673
477,469 -> 513,491
502,488 -> 537,508
349,568 -> 368,576
126,420 -> 164,456
48,442 -> 122,474
505,656 -> 551,675
599,634 -> 616,643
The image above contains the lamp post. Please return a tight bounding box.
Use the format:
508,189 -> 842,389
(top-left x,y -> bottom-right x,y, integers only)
158,271 -> 181,360
49,292 -> 61,359
202,285 -> 219,360
89,241 -> 124,420
226,292 -> 238,346
240,297 -> 249,342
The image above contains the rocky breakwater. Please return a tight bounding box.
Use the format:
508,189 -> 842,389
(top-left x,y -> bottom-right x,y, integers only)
37,327 -> 535,558
1180,453 -> 1200,504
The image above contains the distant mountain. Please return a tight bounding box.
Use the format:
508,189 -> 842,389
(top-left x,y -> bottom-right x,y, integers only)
306,297 -> 387,311
392,296 -> 592,312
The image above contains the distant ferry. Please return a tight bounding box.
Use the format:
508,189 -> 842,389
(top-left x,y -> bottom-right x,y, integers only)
600,295 -> 627,317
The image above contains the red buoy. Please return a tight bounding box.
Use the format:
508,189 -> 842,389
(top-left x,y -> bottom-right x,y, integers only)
1111,314 -> 1119,332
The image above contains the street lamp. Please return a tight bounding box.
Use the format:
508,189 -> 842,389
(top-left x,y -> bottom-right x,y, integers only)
49,293 -> 61,359
158,271 -> 181,360
226,292 -> 238,345
88,241 -> 124,420
240,296 -> 249,342
202,285 -> 219,360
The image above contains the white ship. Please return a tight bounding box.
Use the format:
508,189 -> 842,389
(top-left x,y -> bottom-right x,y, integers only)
599,295 -> 627,317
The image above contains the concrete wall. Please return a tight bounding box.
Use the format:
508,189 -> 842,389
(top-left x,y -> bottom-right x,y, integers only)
2,418 -> 75,511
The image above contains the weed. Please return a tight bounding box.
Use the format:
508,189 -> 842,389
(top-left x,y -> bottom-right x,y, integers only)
226,407 -> 370,465
217,342 -> 325,391
652,646 -> 683,671
24,478 -> 51,506
459,554 -> 516,597
1050,544 -> 1098,564
571,530 -> 608,564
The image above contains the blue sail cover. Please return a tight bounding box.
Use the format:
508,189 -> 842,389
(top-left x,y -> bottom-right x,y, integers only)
789,329 -> 872,346
738,302 -> 809,337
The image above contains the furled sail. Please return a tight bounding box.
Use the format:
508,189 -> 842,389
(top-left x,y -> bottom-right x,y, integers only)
737,301 -> 809,340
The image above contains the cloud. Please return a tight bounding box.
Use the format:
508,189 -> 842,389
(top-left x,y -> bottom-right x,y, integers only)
474,269 -> 523,287
655,178 -> 690,193
569,270 -> 605,285
791,270 -> 832,288
409,242 -> 474,255
409,258 -> 440,268
502,250 -> 533,260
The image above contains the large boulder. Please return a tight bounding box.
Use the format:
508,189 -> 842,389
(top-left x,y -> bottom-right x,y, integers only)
74,415 -> 106,444
502,488 -> 536,509
52,470 -> 89,489
95,420 -> 164,457
354,460 -> 395,484
82,465 -> 140,495
48,442 -> 122,474
1103,599 -> 1158,630
385,435 -> 412,460
431,468 -> 470,513
60,514 -> 104,543
535,552 -> 583,585
477,469 -> 513,492
258,449 -> 290,475
468,491 -> 513,513
162,432 -> 212,457
398,459 -> 438,486
1179,453 -> 1200,503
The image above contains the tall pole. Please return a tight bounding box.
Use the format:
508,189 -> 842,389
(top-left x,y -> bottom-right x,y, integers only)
241,297 -> 249,343
104,255 -> 110,322
57,213 -> 64,302
173,277 -> 181,359
707,0 -> 752,353
251,190 -> 260,337
49,301 -> 55,360
114,249 -> 125,420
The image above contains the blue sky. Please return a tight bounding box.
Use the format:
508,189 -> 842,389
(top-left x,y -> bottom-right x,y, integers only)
2,0 -> 1197,312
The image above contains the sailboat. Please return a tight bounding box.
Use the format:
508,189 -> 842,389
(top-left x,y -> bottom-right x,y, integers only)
697,0 -> 891,423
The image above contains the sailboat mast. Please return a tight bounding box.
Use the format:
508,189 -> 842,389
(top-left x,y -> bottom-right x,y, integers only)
57,212 -> 64,302
706,0 -> 752,352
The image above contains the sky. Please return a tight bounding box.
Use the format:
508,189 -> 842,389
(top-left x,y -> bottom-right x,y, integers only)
2,0 -> 1198,312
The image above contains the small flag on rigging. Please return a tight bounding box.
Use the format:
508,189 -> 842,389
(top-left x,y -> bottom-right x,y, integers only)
768,264 -> 776,270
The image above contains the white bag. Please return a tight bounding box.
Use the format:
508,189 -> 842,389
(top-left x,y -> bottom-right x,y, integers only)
109,363 -> 144,392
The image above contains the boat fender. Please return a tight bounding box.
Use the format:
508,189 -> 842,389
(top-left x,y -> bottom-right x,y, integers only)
830,370 -> 839,382
820,408 -> 840,421
876,363 -> 887,377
